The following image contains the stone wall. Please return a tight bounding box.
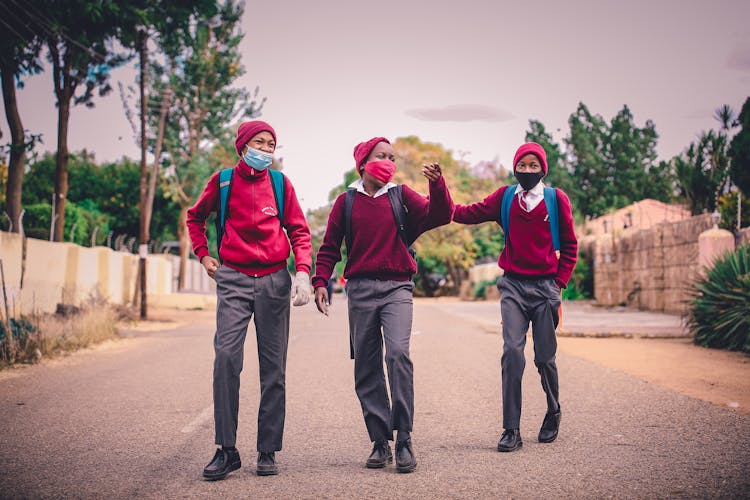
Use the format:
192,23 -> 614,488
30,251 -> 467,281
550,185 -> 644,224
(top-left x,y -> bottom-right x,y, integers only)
590,214 -> 713,313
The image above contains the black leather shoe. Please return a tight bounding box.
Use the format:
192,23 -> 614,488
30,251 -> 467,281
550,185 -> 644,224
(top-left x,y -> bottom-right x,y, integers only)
538,408 -> 561,443
203,448 -> 241,481
365,441 -> 392,469
497,429 -> 522,452
256,452 -> 279,476
395,438 -> 417,473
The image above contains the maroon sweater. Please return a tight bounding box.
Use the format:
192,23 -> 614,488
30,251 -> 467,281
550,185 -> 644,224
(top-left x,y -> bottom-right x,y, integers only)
453,185 -> 578,288
312,177 -> 454,289
187,162 -> 312,277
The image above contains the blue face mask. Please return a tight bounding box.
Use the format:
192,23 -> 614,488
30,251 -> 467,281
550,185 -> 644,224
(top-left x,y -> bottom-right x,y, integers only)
243,146 -> 274,171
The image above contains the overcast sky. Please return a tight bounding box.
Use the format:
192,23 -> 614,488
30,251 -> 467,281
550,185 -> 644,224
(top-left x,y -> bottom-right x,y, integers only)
2,0 -> 749,210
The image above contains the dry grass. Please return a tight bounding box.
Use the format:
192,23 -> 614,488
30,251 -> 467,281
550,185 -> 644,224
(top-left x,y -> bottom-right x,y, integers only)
1,302 -> 133,367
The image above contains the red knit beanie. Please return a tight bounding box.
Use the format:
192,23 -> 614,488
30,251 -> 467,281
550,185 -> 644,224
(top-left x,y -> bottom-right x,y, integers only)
512,142 -> 548,175
235,120 -> 276,155
353,137 -> 390,169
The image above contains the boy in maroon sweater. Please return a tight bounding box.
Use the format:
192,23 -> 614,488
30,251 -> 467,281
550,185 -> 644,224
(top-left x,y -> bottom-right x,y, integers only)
453,142 -> 577,452
313,137 -> 454,472
187,120 -> 312,479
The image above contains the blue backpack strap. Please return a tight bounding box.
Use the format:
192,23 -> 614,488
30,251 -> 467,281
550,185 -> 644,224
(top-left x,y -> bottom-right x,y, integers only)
215,167 -> 234,257
344,188 -> 356,253
500,184 -> 517,241
543,187 -> 560,252
269,169 -> 285,222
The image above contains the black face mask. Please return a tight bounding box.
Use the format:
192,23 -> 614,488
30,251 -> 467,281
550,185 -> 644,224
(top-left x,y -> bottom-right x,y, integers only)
514,171 -> 544,191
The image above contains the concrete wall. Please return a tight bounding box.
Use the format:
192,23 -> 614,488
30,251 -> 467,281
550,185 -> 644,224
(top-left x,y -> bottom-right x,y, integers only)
0,232 -> 213,315
590,214 -> 714,313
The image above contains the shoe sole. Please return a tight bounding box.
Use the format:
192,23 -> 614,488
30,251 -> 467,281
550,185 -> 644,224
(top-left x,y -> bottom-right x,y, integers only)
396,463 -> 417,473
203,460 -> 241,481
538,434 -> 558,443
256,466 -> 279,476
365,457 -> 393,469
497,442 -> 523,452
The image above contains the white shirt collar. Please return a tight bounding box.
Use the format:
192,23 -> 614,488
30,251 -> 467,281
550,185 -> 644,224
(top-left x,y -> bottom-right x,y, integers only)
514,181 -> 545,195
349,178 -> 397,198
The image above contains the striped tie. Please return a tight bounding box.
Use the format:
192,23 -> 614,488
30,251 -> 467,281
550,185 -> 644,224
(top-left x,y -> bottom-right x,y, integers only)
519,190 -> 529,212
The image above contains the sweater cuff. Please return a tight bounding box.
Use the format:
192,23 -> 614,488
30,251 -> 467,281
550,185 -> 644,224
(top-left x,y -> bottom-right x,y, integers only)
555,278 -> 567,290
311,277 -> 328,289
195,247 -> 209,262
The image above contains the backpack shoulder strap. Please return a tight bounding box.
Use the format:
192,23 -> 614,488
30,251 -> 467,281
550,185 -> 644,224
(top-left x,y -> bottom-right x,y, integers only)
218,168 -> 234,227
387,184 -> 411,247
500,184 -> 517,235
543,186 -> 560,252
344,188 -> 356,253
269,169 -> 285,222
215,167 -> 235,259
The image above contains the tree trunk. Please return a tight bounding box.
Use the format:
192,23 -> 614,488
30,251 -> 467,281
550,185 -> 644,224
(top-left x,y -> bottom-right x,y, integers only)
1,60 -> 25,233
177,205 -> 189,290
53,93 -> 70,242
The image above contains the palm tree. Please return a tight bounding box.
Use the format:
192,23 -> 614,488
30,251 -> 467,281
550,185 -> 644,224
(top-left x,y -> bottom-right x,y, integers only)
714,104 -> 736,131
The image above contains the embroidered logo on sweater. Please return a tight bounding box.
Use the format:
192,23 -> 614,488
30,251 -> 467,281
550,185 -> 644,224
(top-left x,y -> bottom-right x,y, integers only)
261,205 -> 278,216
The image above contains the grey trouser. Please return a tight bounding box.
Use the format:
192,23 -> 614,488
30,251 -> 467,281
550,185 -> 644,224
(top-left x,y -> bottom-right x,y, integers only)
213,266 -> 291,451
346,279 -> 414,443
498,276 -> 561,430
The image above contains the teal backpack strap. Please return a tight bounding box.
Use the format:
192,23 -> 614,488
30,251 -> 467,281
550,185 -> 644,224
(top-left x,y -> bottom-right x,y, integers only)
215,167 -> 234,257
543,187 -> 560,252
269,169 -> 285,222
500,184 -> 517,243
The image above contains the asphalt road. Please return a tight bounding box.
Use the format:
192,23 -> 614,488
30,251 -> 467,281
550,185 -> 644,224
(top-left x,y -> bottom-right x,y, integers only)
1,297 -> 748,498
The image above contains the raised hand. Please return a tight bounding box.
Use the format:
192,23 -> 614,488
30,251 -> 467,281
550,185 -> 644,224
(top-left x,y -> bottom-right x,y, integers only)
421,163 -> 442,182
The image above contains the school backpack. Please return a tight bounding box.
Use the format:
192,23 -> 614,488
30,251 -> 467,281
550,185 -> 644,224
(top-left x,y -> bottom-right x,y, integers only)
500,184 -> 560,254
215,167 -> 285,256
343,185 -> 416,257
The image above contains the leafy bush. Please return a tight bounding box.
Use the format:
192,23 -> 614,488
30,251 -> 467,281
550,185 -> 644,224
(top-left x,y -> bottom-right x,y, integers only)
473,278 -> 498,300
22,201 -> 111,245
686,245 -> 750,353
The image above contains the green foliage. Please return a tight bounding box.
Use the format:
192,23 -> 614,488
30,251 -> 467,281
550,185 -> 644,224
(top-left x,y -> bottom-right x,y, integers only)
673,129 -> 731,215
0,317 -> 37,363
717,190 -> 750,230
22,200 -> 110,245
472,278 -> 497,300
729,97 -> 750,197
562,255 -> 593,300
565,103 -> 671,218
686,245 -> 750,353
22,151 -> 179,243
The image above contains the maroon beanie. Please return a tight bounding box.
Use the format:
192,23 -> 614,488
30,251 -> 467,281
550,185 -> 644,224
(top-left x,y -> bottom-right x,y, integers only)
512,142 -> 548,175
235,120 -> 276,155
353,137 -> 390,169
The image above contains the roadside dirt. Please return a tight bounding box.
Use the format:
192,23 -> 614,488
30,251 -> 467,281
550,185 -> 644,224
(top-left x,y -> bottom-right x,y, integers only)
557,336 -> 750,415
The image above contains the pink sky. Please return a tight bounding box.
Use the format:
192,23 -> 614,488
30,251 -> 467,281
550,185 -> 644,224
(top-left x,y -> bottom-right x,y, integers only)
2,0 -> 749,210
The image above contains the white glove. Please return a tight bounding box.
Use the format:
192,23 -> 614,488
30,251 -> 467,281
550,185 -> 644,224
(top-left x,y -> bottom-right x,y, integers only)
291,271 -> 311,306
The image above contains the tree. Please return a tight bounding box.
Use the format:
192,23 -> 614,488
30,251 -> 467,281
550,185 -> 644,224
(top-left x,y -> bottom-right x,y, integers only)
0,1 -> 43,233
566,102 -> 669,218
36,1 -> 134,241
673,105 -> 736,215
157,1 -> 264,289
729,97 -> 750,197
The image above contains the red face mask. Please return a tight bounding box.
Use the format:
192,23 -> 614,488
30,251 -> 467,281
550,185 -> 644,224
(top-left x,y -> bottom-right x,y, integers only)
362,160 -> 397,184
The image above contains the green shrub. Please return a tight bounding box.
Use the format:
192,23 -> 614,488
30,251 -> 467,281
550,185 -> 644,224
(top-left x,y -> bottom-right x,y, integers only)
686,245 -> 750,353
473,278 -> 498,300
22,201 -> 111,245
